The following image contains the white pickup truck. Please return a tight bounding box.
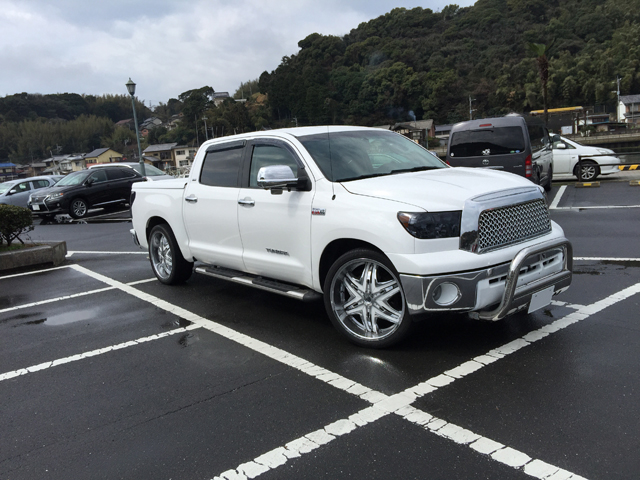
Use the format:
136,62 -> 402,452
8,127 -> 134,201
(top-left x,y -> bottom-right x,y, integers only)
130,126 -> 572,347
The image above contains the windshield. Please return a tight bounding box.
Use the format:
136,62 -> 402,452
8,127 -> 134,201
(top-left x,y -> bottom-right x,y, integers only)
297,130 -> 445,182
131,164 -> 165,176
449,126 -> 525,157
0,182 -> 16,194
55,171 -> 90,186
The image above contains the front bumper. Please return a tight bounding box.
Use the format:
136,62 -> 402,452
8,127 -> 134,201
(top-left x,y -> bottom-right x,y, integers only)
400,238 -> 572,321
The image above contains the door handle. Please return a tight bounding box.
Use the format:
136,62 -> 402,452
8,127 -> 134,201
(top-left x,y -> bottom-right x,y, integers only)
238,198 -> 255,207
185,195 -> 198,203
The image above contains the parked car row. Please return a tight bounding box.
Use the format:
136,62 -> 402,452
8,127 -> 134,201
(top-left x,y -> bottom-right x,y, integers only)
445,115 -> 622,183
0,175 -> 64,208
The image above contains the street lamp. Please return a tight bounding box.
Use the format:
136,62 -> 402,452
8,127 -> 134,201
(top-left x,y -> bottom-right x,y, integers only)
125,78 -> 146,177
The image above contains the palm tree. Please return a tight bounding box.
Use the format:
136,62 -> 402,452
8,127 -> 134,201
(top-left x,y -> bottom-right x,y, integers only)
527,42 -> 554,127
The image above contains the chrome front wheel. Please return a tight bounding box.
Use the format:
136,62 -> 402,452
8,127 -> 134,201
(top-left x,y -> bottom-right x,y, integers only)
324,249 -> 412,347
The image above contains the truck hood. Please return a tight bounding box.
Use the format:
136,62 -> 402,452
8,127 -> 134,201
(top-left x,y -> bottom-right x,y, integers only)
340,167 -> 538,211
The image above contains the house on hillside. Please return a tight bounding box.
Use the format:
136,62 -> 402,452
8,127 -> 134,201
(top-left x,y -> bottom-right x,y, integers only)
165,114 -> 182,131
618,95 -> 640,124
0,162 -> 18,181
84,148 -> 123,165
115,119 -> 135,130
173,145 -> 198,168
143,143 -> 178,170
213,92 -> 231,107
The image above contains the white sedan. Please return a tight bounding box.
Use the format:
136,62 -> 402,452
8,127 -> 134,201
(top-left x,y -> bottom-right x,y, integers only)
552,136 -> 620,181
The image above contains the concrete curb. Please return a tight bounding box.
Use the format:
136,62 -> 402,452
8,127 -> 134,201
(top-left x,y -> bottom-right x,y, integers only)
0,241 -> 67,272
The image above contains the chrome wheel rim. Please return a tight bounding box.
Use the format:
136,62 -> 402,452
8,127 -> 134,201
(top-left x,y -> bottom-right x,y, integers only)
330,258 -> 405,341
72,200 -> 87,217
580,165 -> 596,181
150,231 -> 172,280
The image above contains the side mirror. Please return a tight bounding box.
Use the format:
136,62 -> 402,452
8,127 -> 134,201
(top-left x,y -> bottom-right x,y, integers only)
555,143 -> 567,150
85,177 -> 94,186
7,188 -> 17,195
257,165 -> 298,190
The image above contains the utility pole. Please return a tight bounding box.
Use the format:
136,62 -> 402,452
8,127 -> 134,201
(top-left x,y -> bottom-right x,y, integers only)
616,75 -> 621,122
202,116 -> 209,141
469,96 -> 476,120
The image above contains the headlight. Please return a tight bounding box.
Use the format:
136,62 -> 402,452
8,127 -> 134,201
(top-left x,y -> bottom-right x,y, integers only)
397,211 -> 461,239
47,192 -> 64,201
596,149 -> 612,155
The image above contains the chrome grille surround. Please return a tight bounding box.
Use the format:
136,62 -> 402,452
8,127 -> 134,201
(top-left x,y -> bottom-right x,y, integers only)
459,186 -> 550,254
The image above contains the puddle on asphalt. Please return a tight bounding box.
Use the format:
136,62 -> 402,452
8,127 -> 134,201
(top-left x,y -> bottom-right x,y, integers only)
178,332 -> 198,347
44,308 -> 97,326
162,317 -> 192,329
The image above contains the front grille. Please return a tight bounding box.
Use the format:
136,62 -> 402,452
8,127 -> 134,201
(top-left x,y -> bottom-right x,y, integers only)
477,199 -> 551,253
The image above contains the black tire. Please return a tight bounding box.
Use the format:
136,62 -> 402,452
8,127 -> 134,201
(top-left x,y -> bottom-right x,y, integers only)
323,249 -> 413,348
543,166 -> 553,192
574,160 -> 599,181
69,197 -> 89,219
148,224 -> 193,284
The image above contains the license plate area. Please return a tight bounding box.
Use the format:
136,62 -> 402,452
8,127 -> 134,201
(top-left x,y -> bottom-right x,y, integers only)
528,285 -> 555,313
32,204 -> 40,211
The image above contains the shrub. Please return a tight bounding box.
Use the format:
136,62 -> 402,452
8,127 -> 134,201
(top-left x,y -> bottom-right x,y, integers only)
0,205 -> 34,246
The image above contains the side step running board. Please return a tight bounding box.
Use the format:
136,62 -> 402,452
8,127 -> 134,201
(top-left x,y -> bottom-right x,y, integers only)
195,265 -> 322,302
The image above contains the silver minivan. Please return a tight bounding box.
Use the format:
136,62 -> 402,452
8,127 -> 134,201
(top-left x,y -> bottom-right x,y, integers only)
446,115 -> 553,191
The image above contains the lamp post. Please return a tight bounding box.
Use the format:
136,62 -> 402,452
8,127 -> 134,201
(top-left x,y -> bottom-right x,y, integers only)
125,78 -> 146,177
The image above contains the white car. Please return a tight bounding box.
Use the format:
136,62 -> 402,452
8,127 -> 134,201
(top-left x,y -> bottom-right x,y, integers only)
552,136 -> 620,181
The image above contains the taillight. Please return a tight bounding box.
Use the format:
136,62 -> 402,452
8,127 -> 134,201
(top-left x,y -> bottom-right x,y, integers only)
525,155 -> 532,178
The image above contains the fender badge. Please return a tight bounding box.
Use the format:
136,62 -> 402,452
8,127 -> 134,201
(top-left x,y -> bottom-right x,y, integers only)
311,208 -> 326,216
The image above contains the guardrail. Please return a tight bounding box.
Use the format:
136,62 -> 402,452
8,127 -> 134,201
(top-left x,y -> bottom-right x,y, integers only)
576,152 -> 640,182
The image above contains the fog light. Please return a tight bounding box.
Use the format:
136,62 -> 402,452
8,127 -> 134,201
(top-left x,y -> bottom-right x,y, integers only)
432,282 -> 461,306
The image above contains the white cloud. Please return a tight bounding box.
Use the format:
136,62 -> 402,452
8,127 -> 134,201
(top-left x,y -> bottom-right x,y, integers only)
0,0 -> 475,105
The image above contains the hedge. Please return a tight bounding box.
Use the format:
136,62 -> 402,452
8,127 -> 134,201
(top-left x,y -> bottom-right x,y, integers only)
0,205 -> 34,246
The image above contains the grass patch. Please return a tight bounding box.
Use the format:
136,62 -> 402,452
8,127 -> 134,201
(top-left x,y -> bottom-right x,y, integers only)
0,243 -> 39,253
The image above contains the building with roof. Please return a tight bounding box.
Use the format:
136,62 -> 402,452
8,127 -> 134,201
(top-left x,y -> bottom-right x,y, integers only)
618,95 -> 640,124
0,162 -> 18,181
143,143 -> 178,170
84,148 -> 123,165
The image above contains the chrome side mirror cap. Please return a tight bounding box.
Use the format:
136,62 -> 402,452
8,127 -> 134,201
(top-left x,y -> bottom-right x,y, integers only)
257,165 -> 297,189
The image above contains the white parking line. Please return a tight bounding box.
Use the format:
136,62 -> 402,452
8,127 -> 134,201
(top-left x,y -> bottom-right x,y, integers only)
3,264 -> 639,479
575,257 -> 640,262
66,251 -> 147,257
549,185 -> 566,210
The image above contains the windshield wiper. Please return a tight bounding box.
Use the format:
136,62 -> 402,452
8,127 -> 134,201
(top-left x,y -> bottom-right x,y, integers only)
387,166 -> 442,175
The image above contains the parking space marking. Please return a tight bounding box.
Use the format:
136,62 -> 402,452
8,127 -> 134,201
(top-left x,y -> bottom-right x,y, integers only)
66,251 -> 147,257
0,324 -> 199,382
575,257 -> 640,262
552,205 -> 640,210
0,286 -> 116,314
5,263 -> 639,479
0,265 -> 69,280
549,185 -> 567,210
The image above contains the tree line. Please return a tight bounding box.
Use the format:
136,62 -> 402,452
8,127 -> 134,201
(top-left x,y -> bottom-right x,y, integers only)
2,0 -> 640,165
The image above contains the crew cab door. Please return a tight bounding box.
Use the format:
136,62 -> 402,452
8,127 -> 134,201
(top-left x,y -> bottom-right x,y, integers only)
182,141 -> 245,270
237,140 -> 313,286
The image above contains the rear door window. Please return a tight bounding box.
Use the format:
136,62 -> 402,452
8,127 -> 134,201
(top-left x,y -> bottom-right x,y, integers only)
449,127 -> 526,157
200,146 -> 244,187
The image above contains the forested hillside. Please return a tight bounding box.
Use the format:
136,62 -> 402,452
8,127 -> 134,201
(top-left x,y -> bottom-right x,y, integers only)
260,0 -> 640,125
2,0 -> 640,164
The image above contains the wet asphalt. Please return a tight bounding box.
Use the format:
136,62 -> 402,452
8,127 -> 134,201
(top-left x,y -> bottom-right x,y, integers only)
1,177 -> 639,480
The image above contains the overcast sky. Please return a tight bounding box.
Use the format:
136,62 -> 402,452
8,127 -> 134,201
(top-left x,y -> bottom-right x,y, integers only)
0,0 -> 476,106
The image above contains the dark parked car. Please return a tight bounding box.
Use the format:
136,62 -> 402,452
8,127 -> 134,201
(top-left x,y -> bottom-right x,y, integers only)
28,166 -> 144,219
446,114 -> 553,191
0,175 -> 63,208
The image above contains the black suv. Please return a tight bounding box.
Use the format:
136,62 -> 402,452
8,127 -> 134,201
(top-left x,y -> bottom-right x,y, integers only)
28,166 -> 144,219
